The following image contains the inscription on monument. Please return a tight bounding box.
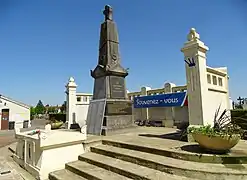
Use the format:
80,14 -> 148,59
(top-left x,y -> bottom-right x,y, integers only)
105,101 -> 132,116
110,76 -> 125,99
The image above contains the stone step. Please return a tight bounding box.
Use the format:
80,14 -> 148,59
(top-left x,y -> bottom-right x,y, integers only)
49,169 -> 87,180
78,152 -> 195,180
91,144 -> 247,180
102,139 -> 247,164
66,160 -> 132,180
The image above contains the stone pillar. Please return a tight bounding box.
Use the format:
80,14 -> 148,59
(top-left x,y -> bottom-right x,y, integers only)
181,28 -> 210,126
225,75 -> 231,111
65,77 -> 77,129
164,83 -> 176,127
140,87 -> 151,121
164,82 -> 176,93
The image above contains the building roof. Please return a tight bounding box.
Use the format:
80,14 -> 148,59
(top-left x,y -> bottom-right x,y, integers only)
76,92 -> 93,96
0,94 -> 30,109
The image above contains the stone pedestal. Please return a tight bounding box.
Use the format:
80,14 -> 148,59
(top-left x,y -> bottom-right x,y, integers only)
102,100 -> 133,135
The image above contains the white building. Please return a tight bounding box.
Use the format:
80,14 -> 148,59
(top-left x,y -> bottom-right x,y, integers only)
0,94 -> 30,130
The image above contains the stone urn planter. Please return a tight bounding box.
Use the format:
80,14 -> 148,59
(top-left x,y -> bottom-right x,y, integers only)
192,132 -> 241,152
188,106 -> 243,153
51,121 -> 63,130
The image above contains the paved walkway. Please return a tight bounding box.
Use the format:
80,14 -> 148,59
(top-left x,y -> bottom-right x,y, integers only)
0,119 -> 47,180
0,134 -> 16,148
0,142 -> 36,180
0,143 -> 22,180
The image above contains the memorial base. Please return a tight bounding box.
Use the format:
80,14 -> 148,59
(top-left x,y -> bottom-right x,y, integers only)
101,115 -> 135,135
86,99 -> 134,136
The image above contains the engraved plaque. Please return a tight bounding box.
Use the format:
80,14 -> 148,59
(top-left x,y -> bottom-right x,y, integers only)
110,76 -> 125,99
105,101 -> 132,116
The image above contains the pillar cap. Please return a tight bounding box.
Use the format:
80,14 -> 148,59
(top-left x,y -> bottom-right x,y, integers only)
66,77 -> 77,88
181,28 -> 209,52
187,28 -> 200,41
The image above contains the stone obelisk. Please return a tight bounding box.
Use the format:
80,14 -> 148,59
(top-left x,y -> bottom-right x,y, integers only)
86,5 -> 134,136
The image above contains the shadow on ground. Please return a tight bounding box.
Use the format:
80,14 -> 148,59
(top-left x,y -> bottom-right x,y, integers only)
139,130 -> 188,142
181,144 -> 247,170
180,144 -> 227,154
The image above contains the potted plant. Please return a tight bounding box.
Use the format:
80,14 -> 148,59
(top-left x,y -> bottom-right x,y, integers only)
188,106 -> 243,153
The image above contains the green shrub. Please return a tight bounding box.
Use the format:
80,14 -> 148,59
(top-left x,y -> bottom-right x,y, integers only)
49,113 -> 66,122
231,110 -> 247,130
188,106 -> 243,137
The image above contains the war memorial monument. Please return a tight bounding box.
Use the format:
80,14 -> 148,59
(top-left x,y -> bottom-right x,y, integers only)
86,5 -> 134,136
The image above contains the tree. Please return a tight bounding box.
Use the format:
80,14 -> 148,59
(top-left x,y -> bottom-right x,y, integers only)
47,106 -> 56,114
30,106 -> 36,119
60,101 -> 66,113
35,100 -> 45,114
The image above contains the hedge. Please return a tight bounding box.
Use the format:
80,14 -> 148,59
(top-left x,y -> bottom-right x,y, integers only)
49,113 -> 66,123
231,109 -> 247,130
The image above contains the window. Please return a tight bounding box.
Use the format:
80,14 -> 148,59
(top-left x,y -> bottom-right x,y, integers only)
77,97 -> 81,102
218,77 -> 223,86
207,74 -> 211,84
83,96 -> 88,102
212,76 -> 217,85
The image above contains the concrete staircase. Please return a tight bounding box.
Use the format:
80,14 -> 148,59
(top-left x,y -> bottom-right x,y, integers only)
49,139 -> 247,180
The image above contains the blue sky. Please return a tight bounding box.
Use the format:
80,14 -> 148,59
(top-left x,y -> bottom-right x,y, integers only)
0,0 -> 246,106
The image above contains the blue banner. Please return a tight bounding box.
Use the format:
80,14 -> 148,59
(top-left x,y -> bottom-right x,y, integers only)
134,92 -> 187,108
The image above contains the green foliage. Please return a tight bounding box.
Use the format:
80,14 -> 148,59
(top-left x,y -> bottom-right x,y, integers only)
231,109 -> 247,116
188,105 -> 243,137
231,109 -> 247,130
235,104 -> 243,109
30,106 -> 36,120
30,106 -> 36,115
49,113 -> 66,123
60,101 -> 66,113
47,106 -> 56,114
188,125 -> 217,137
35,100 -> 45,114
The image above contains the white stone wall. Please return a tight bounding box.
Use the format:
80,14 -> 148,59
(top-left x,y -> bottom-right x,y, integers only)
174,106 -> 189,125
14,129 -> 86,180
65,77 -> 92,129
40,143 -> 84,180
204,67 -> 230,124
75,96 -> 91,127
